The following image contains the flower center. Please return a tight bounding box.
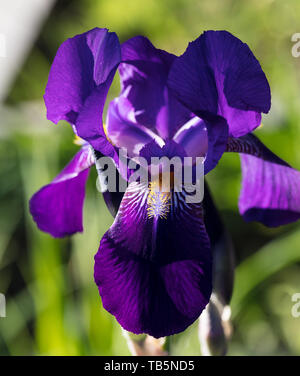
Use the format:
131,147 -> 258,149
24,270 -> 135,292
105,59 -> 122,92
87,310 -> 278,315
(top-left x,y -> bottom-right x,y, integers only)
146,172 -> 174,219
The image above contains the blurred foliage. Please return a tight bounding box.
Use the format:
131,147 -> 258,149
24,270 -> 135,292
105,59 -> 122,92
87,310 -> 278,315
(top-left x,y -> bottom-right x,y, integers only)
1,0 -> 300,355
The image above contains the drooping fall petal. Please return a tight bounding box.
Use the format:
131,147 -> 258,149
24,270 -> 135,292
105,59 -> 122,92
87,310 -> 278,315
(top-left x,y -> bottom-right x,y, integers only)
94,181 -> 212,338
30,146 -> 94,237
227,134 -> 300,226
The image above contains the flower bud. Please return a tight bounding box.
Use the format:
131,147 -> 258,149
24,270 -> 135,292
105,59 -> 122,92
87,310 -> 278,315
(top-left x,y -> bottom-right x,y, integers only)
212,230 -> 235,306
198,295 -> 227,356
122,330 -> 168,356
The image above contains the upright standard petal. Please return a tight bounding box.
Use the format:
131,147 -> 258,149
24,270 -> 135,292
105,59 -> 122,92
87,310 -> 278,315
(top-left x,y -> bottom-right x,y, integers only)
105,97 -> 164,156
29,146 -> 94,237
119,36 -> 191,139
167,30 -> 271,137
94,182 -> 212,338
227,134 -> 300,227
44,28 -> 121,155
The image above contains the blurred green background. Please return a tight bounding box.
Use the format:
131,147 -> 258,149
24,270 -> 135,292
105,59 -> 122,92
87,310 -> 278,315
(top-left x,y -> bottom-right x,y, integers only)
1,0 -> 300,355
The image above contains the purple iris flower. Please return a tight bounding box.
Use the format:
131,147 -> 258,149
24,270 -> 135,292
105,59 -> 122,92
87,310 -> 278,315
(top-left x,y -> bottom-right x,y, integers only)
30,28 -> 300,338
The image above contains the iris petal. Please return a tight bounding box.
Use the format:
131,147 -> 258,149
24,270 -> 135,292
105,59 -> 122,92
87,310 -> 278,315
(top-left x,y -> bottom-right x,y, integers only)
44,28 -> 121,155
172,115 -> 228,175
106,97 -> 164,156
227,134 -> 300,227
94,182 -> 212,338
167,30 -> 271,137
204,115 -> 229,174
75,78 -> 118,157
119,36 -> 191,139
173,117 -> 208,158
29,146 -> 94,237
